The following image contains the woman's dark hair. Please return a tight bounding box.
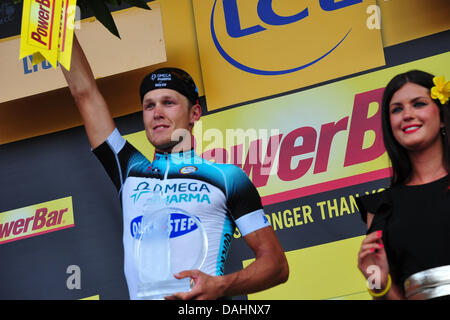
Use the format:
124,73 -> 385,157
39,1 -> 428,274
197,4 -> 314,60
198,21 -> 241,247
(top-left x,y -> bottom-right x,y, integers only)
381,70 -> 450,188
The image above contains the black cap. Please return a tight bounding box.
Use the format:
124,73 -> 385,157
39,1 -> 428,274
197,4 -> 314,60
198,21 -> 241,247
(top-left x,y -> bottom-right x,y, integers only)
140,67 -> 199,105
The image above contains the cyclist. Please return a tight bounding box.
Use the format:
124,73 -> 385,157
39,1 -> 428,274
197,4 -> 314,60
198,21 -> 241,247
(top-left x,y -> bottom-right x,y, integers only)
61,35 -> 288,300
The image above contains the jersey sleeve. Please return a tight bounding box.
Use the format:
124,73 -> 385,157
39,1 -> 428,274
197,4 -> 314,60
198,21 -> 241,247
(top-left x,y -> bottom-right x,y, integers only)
91,128 -> 146,192
223,165 -> 270,237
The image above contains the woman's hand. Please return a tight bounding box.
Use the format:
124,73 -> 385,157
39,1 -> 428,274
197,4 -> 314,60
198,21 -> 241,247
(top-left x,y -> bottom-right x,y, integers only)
357,230 -> 390,290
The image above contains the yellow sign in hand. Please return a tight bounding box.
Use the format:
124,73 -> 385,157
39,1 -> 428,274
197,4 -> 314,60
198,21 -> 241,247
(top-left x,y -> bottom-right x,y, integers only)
20,0 -> 77,70
57,0 -> 78,70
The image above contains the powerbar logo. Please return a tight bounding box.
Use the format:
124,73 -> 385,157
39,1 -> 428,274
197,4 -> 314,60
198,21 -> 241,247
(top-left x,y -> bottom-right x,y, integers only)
0,197 -> 75,245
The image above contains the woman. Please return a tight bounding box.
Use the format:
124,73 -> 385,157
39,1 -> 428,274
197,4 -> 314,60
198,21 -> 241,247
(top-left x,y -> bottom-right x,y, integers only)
356,70 -> 450,300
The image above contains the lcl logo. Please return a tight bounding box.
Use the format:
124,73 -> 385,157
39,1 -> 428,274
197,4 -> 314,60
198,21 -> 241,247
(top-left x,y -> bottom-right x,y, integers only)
210,0 -> 363,75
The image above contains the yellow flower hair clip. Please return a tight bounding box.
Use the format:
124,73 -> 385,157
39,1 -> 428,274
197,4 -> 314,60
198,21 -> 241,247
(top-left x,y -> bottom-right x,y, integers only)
431,76 -> 450,105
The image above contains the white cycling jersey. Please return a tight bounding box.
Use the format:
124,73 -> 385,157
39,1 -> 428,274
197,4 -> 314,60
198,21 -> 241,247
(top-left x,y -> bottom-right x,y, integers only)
93,129 -> 270,299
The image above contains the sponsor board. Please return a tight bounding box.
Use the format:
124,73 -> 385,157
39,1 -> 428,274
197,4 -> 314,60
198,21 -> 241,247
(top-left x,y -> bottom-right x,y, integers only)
123,52 -> 448,200
243,235 -> 370,299
0,2 -> 166,104
80,294 -> 100,300
0,196 -> 75,244
193,0 -> 385,110
0,0 -> 203,146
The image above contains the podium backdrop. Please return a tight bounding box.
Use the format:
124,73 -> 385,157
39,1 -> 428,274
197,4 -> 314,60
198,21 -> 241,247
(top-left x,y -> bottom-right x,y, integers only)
0,0 -> 449,299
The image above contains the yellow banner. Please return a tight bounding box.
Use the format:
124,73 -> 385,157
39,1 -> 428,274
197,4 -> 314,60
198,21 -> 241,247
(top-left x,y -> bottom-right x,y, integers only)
0,196 -> 75,244
124,52 -> 449,200
19,0 -> 77,70
244,236 -> 370,300
193,0 -> 386,110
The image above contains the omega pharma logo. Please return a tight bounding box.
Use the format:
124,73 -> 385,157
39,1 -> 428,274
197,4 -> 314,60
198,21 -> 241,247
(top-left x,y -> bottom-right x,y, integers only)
130,212 -> 200,239
210,0 -> 362,75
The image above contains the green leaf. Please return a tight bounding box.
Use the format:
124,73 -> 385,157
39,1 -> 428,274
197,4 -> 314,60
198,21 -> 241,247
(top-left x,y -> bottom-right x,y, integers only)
104,0 -> 122,6
87,0 -> 121,38
77,0 -> 89,14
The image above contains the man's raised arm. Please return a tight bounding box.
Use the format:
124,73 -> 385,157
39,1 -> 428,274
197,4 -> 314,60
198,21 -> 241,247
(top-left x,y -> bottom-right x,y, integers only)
61,34 -> 116,149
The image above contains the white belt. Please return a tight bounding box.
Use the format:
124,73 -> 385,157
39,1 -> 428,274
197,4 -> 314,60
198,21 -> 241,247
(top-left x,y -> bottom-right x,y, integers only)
404,265 -> 450,300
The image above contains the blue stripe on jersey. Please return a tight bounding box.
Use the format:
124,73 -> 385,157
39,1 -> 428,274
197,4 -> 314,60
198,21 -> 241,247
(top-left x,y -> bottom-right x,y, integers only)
216,217 -> 234,276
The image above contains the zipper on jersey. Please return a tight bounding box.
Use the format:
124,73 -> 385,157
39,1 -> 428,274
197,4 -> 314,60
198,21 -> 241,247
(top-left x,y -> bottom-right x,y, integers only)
163,153 -> 170,180
161,152 -> 170,202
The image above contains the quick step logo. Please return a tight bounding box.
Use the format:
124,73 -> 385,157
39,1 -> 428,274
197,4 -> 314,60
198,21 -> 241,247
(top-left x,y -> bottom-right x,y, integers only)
0,197 -> 75,245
